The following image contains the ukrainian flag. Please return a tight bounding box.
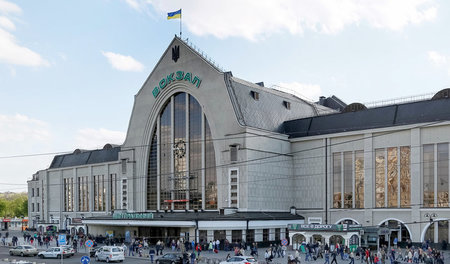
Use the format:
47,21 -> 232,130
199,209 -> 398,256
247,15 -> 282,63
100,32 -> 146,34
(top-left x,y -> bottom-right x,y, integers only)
167,9 -> 181,20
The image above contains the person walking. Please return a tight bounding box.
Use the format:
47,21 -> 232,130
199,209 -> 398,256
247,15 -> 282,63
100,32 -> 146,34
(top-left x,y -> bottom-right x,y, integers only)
331,250 -> 338,264
149,247 -> 156,263
324,250 -> 330,264
349,251 -> 354,264
191,251 -> 196,264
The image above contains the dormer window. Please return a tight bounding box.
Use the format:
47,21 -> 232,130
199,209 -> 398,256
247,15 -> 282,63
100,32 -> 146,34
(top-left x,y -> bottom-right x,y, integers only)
250,91 -> 259,100
283,101 -> 291,109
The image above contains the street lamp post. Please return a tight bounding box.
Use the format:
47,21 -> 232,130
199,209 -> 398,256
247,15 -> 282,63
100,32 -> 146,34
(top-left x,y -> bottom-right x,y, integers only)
424,213 -> 438,244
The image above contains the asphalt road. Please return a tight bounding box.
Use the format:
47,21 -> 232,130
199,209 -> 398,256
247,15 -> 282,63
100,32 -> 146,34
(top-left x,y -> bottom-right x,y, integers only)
0,246 -> 145,264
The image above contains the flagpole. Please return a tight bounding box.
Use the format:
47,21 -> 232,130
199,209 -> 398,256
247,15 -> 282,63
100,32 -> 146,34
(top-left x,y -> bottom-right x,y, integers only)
180,9 -> 182,39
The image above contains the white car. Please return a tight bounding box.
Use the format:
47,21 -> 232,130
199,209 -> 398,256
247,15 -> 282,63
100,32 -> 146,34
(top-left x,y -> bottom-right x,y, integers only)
95,246 -> 124,262
61,245 -> 75,256
219,256 -> 258,264
37,247 -> 71,259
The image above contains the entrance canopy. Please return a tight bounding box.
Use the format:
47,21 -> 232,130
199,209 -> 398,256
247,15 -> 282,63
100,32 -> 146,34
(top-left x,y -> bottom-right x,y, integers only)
289,223 -> 362,249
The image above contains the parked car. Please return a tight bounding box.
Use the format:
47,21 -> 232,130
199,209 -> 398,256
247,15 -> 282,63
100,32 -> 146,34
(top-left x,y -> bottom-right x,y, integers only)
9,245 -> 38,257
37,247 -> 71,259
219,256 -> 258,264
156,253 -> 191,264
94,246 -> 124,262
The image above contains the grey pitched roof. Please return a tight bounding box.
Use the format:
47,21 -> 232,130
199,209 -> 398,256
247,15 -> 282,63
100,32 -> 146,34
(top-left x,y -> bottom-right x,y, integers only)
283,98 -> 450,138
49,147 -> 121,169
85,211 -> 304,221
224,72 -> 336,132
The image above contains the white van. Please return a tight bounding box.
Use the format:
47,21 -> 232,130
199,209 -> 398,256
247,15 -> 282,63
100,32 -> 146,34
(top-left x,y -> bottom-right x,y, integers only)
94,246 -> 125,262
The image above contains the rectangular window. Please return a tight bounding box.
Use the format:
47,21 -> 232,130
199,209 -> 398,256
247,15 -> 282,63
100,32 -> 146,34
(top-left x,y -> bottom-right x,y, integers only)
263,229 -> 269,242
110,173 -> 117,210
375,149 -> 385,208
354,151 -> 364,208
437,143 -> 449,207
230,146 -> 238,162
400,147 -> 411,207
122,178 -> 128,209
423,144 -> 435,207
64,178 -> 74,212
94,175 -> 106,211
343,152 -> 352,208
199,230 -> 207,242
246,229 -> 255,243
232,230 -> 242,243
387,147 -> 398,207
37,203 -> 40,212
32,203 -> 34,212
332,153 -> 342,208
32,188 -> 34,197
121,159 -> 127,174
36,188 -> 39,197
275,228 -> 281,242
78,176 -> 89,211
229,169 -> 239,207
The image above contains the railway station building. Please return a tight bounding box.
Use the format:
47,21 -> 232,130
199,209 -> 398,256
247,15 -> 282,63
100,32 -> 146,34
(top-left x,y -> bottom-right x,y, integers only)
28,36 -> 450,247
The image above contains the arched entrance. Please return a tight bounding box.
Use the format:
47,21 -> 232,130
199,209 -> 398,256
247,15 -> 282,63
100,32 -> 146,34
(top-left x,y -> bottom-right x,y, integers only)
378,219 -> 411,247
329,235 -> 344,247
349,234 -> 359,250
336,219 -> 359,225
292,234 -> 306,250
311,234 -> 324,244
423,219 -> 448,244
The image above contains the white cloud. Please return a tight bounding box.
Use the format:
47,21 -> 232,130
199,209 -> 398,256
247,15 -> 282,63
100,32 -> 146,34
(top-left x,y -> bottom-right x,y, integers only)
0,16 -> 14,30
427,50 -> 450,75
124,0 -> 144,11
0,28 -> 50,66
75,128 -> 126,150
0,113 -> 53,189
101,51 -> 144,72
428,50 -> 447,65
0,1 -> 49,67
0,0 -> 21,14
274,82 -> 322,101
0,114 -> 51,145
147,0 -> 437,41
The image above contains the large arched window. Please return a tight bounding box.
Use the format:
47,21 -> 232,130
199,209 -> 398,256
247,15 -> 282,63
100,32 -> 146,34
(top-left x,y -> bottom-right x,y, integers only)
147,93 -> 217,210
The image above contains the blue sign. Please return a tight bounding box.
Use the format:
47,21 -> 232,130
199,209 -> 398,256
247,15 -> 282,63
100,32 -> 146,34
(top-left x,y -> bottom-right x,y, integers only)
281,238 -> 289,246
58,234 -> 66,245
81,256 -> 91,264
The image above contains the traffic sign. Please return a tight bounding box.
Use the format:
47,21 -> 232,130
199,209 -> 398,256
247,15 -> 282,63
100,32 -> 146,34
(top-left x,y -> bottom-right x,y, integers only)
81,256 -> 91,264
281,238 -> 288,246
58,234 -> 66,245
85,240 -> 94,248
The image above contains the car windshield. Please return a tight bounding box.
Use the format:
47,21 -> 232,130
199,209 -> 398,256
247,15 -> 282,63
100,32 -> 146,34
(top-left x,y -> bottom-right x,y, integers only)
112,248 -> 120,252
245,258 -> 257,262
24,246 -> 33,249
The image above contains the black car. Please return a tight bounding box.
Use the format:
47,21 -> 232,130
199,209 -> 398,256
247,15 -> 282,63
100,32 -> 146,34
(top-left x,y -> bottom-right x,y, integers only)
156,253 -> 190,264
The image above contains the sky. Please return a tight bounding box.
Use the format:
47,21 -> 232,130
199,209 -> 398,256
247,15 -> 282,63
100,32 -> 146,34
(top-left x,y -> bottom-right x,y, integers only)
1,0 -> 450,192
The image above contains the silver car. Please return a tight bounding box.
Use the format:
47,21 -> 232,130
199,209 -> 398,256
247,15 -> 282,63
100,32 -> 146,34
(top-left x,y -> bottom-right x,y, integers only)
37,247 -> 71,259
9,245 -> 38,257
219,256 -> 258,264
